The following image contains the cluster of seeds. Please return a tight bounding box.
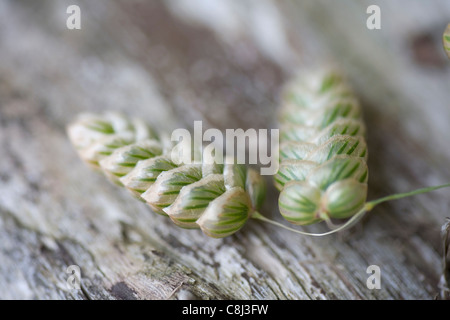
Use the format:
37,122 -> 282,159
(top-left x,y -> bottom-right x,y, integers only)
67,112 -> 265,238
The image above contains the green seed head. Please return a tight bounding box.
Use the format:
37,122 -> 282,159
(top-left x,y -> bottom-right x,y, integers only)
197,187 -> 252,238
67,112 -> 267,238
443,24 -> 450,59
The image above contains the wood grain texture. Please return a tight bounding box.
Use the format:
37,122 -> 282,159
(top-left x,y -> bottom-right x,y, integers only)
0,0 -> 449,300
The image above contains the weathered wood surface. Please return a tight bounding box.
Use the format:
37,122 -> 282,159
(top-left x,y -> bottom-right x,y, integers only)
0,0 -> 449,300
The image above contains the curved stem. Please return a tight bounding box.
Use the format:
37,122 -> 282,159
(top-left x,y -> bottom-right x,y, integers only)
252,183 -> 450,237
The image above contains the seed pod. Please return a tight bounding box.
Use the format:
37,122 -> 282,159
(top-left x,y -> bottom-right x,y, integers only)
67,111 -> 159,169
164,174 -> 226,228
100,140 -> 163,185
67,112 -> 266,238
197,187 -> 253,238
276,70 -> 368,225
119,155 -> 178,199
142,164 -> 203,215
444,24 -> 450,59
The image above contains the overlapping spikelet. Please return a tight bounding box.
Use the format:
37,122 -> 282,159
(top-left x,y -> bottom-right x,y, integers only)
275,70 -> 368,225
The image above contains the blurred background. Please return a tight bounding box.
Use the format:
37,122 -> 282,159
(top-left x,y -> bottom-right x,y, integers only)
0,0 -> 449,300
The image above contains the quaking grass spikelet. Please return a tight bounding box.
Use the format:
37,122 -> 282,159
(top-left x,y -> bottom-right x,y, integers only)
250,69 -> 450,237
275,70 -> 368,225
67,112 -> 266,238
444,24 -> 450,59
68,76 -> 450,238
